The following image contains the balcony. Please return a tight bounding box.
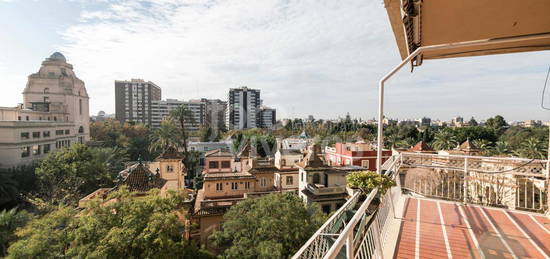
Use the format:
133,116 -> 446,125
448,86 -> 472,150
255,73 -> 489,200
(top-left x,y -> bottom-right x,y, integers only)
293,153 -> 549,259
306,184 -> 347,196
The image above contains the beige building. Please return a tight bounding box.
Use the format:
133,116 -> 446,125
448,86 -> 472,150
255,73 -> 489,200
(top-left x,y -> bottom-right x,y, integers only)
0,52 -> 90,168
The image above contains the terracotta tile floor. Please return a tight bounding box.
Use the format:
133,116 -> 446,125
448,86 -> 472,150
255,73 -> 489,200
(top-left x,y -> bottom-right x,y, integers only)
394,197 -> 550,259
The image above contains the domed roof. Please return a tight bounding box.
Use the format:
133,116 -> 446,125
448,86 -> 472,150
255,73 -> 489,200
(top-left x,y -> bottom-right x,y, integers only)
48,52 -> 66,62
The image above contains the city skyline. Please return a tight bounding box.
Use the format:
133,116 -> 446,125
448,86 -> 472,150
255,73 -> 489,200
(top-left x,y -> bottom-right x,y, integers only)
1,0 -> 550,121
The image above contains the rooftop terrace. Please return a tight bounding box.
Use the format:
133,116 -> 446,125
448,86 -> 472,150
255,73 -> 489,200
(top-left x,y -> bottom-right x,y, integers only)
293,153 -> 549,259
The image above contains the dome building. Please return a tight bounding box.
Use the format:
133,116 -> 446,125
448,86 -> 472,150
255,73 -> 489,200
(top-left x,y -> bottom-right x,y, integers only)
0,52 -> 90,168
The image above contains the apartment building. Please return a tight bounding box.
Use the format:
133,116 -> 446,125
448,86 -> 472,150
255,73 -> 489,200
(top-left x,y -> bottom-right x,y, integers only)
114,79 -> 161,126
0,52 -> 90,168
150,99 -> 205,130
201,98 -> 227,130
226,87 -> 261,130
258,106 -> 276,129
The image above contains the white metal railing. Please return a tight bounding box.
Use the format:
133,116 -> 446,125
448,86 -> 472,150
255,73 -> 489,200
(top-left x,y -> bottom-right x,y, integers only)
293,157 -> 402,259
400,152 -> 548,212
294,152 -> 549,259
292,192 -> 361,259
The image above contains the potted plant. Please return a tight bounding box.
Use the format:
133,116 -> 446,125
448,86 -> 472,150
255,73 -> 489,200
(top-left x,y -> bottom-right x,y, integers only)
346,171 -> 396,211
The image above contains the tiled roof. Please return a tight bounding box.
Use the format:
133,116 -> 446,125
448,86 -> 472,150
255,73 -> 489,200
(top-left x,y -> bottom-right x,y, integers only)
296,144 -> 330,170
410,141 -> 433,152
156,146 -> 184,160
205,149 -> 233,157
115,162 -> 166,192
457,139 -> 478,151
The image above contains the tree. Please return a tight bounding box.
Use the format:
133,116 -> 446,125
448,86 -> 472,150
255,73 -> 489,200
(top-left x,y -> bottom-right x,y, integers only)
471,139 -> 493,154
346,171 -> 396,197
432,130 -> 458,150
468,117 -> 478,126
88,147 -> 129,175
494,141 -> 512,156
6,207 -> 76,258
170,105 -> 195,154
515,137 -> 546,159
149,119 -> 181,153
68,188 -> 212,258
0,208 -> 31,256
35,144 -> 112,206
0,171 -> 18,208
211,193 -> 326,259
486,115 -> 507,130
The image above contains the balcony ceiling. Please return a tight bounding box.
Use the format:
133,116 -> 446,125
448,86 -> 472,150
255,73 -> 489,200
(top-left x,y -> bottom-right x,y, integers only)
385,0 -> 550,61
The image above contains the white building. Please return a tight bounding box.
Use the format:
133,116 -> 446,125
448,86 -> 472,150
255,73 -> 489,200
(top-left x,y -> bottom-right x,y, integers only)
0,52 -> 90,168
226,87 -> 261,130
150,99 -> 205,130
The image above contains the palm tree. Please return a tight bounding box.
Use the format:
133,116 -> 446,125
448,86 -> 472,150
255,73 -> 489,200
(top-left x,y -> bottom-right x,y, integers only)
494,141 -> 511,156
0,170 -> 17,206
170,105 -> 195,154
515,137 -> 545,159
149,119 -> 180,153
432,131 -> 458,150
471,139 -> 492,155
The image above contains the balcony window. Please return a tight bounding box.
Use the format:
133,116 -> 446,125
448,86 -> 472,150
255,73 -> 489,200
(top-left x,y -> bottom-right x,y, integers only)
32,145 -> 41,156
21,147 -> 30,157
221,161 -> 231,168
21,132 -> 29,140
231,182 -> 238,190
312,173 -> 320,184
286,176 -> 293,185
216,183 -> 223,191
260,177 -> 267,187
209,161 -> 219,169
244,182 -> 250,189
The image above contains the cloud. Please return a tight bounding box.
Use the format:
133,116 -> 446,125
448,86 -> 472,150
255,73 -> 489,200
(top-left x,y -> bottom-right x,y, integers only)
59,0 -> 550,121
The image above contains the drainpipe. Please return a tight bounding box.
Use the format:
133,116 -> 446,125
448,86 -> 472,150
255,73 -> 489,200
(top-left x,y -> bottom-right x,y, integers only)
376,33 -> 550,174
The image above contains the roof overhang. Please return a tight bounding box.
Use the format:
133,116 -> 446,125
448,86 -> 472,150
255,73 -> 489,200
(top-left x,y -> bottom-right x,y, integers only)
384,0 -> 550,65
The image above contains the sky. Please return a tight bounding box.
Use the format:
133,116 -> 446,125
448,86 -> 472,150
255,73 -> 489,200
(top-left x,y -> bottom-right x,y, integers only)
1,0 -> 549,122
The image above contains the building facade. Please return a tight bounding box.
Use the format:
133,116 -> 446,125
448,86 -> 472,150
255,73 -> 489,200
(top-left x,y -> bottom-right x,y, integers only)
226,87 -> 261,130
114,79 -> 161,125
201,98 -> 227,130
325,142 -> 392,171
0,52 -> 90,168
150,99 -> 205,130
258,106 -> 276,129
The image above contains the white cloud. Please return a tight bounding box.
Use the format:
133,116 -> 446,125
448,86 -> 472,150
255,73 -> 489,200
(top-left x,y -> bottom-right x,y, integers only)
59,0 -> 550,121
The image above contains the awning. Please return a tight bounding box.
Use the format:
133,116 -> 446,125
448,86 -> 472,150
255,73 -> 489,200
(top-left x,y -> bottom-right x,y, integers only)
385,0 -> 550,65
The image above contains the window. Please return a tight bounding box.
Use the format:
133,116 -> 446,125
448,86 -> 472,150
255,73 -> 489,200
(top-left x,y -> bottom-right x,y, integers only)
231,182 -> 238,190
286,176 -> 293,185
209,161 -> 219,169
44,144 -> 51,154
48,72 -> 55,77
322,205 -> 331,214
21,147 -> 30,157
79,99 -> 82,115
167,165 -> 174,172
312,173 -> 320,184
361,160 -> 369,168
20,132 -> 29,140
281,160 -> 286,166
17,116 -> 21,121
216,183 -> 223,191
44,96 -> 49,103
56,130 -> 64,135
221,161 -> 231,168
32,145 -> 41,156
260,177 -> 267,187
64,129 -> 70,135
244,182 -> 251,189
26,116 -> 29,121
32,132 -> 40,138
43,131 -> 50,137
44,88 -> 49,94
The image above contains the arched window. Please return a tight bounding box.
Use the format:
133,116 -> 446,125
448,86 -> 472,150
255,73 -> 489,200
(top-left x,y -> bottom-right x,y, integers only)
312,173 -> 320,184
78,126 -> 84,133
